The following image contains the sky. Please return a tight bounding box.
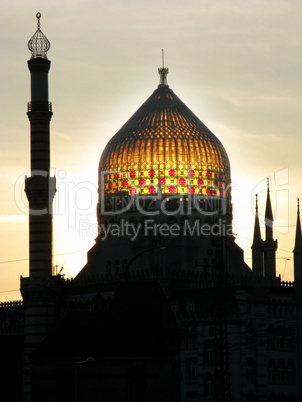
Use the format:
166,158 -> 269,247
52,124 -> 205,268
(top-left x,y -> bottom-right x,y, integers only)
1,0 -> 302,301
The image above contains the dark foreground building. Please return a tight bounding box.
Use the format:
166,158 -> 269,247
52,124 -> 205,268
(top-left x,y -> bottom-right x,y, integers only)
1,13 -> 302,402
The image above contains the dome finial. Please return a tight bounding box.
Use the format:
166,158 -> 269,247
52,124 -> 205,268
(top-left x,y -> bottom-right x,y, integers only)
158,49 -> 169,87
28,12 -> 50,59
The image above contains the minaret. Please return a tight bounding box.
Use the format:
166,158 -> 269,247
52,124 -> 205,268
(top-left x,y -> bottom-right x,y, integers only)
21,14 -> 61,402
293,199 -> 302,282
24,12 -> 56,277
251,194 -> 263,276
263,178 -> 277,278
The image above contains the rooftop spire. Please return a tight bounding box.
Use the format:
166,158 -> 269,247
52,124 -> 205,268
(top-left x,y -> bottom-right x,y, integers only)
265,177 -> 273,222
158,49 -> 169,87
28,12 -> 50,59
253,194 -> 262,243
295,198 -> 302,250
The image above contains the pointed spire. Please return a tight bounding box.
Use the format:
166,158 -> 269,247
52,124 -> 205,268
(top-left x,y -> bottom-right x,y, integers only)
265,177 -> 274,241
265,177 -> 273,221
158,49 -> 169,87
294,198 -> 302,250
253,194 -> 262,243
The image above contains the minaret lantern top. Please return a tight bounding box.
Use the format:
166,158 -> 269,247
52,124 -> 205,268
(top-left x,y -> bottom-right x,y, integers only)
28,12 -> 50,59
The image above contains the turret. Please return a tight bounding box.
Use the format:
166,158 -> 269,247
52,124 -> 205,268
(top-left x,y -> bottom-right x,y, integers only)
263,178 -> 277,278
21,14 -> 61,402
294,199 -> 302,282
252,194 -> 263,276
24,12 -> 56,277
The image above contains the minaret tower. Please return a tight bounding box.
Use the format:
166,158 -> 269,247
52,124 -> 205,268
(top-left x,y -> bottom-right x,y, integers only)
21,14 -> 61,402
252,194 -> 263,276
293,199 -> 302,282
24,12 -> 56,276
263,178 -> 277,278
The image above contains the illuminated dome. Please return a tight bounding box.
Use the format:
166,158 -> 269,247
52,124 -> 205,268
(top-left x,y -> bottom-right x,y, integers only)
99,69 -> 230,199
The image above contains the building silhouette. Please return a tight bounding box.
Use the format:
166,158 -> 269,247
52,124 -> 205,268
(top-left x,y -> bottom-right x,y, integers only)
1,13 -> 302,402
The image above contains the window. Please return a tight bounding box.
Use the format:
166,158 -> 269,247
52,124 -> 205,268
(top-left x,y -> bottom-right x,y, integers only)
268,359 -> 276,383
277,360 -> 286,384
186,358 -> 197,383
246,325 -> 254,347
204,372 -> 214,398
186,299 -> 195,313
276,327 -> 285,349
171,299 -> 179,315
267,326 -> 276,349
246,358 -> 255,383
286,360 -> 295,384
186,392 -> 198,402
203,340 -> 214,365
285,326 -> 295,349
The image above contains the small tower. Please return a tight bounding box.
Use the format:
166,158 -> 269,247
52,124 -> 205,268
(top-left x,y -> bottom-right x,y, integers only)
24,12 -> 56,278
21,14 -> 62,402
263,178 -> 277,278
293,199 -> 302,282
252,194 -> 263,276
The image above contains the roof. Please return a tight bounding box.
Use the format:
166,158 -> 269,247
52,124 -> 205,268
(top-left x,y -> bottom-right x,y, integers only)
99,83 -> 230,199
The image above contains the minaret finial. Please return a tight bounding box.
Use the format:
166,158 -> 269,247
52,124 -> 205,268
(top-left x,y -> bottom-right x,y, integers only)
36,12 -> 41,30
298,198 -> 300,214
267,177 -> 270,192
158,49 -> 169,87
255,194 -> 258,213
28,12 -> 50,59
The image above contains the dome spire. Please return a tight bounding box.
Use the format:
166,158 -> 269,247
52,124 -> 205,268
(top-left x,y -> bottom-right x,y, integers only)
158,49 -> 169,87
28,12 -> 50,59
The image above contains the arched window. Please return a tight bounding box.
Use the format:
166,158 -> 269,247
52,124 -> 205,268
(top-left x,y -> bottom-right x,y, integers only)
246,392 -> 256,402
277,360 -> 286,384
268,393 -> 277,402
279,393 -> 286,402
185,358 -> 197,383
186,298 -> 195,313
106,260 -> 111,275
268,359 -> 276,383
203,339 -> 214,365
286,360 -> 295,384
285,326 -> 295,349
170,299 -> 179,315
246,358 -> 255,383
204,372 -> 214,398
246,324 -> 254,347
267,326 -> 276,349
276,326 -> 285,349
114,260 -> 119,278
271,299 -> 277,317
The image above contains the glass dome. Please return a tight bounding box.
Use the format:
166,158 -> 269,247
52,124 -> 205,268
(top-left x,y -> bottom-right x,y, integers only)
99,80 -> 231,199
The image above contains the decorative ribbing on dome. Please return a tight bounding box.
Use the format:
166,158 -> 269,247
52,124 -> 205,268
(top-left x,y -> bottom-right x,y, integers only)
99,85 -> 230,199
28,12 -> 50,59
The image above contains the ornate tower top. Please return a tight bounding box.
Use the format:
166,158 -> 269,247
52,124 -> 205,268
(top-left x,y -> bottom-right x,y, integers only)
28,12 -> 50,59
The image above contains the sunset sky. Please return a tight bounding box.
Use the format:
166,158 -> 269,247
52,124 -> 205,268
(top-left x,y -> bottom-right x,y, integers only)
1,0 -> 302,301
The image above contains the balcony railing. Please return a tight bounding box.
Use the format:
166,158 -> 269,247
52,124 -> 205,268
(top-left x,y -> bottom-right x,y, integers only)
27,101 -> 52,113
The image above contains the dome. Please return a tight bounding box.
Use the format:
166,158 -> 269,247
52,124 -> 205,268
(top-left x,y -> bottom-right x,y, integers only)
99,71 -> 231,199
